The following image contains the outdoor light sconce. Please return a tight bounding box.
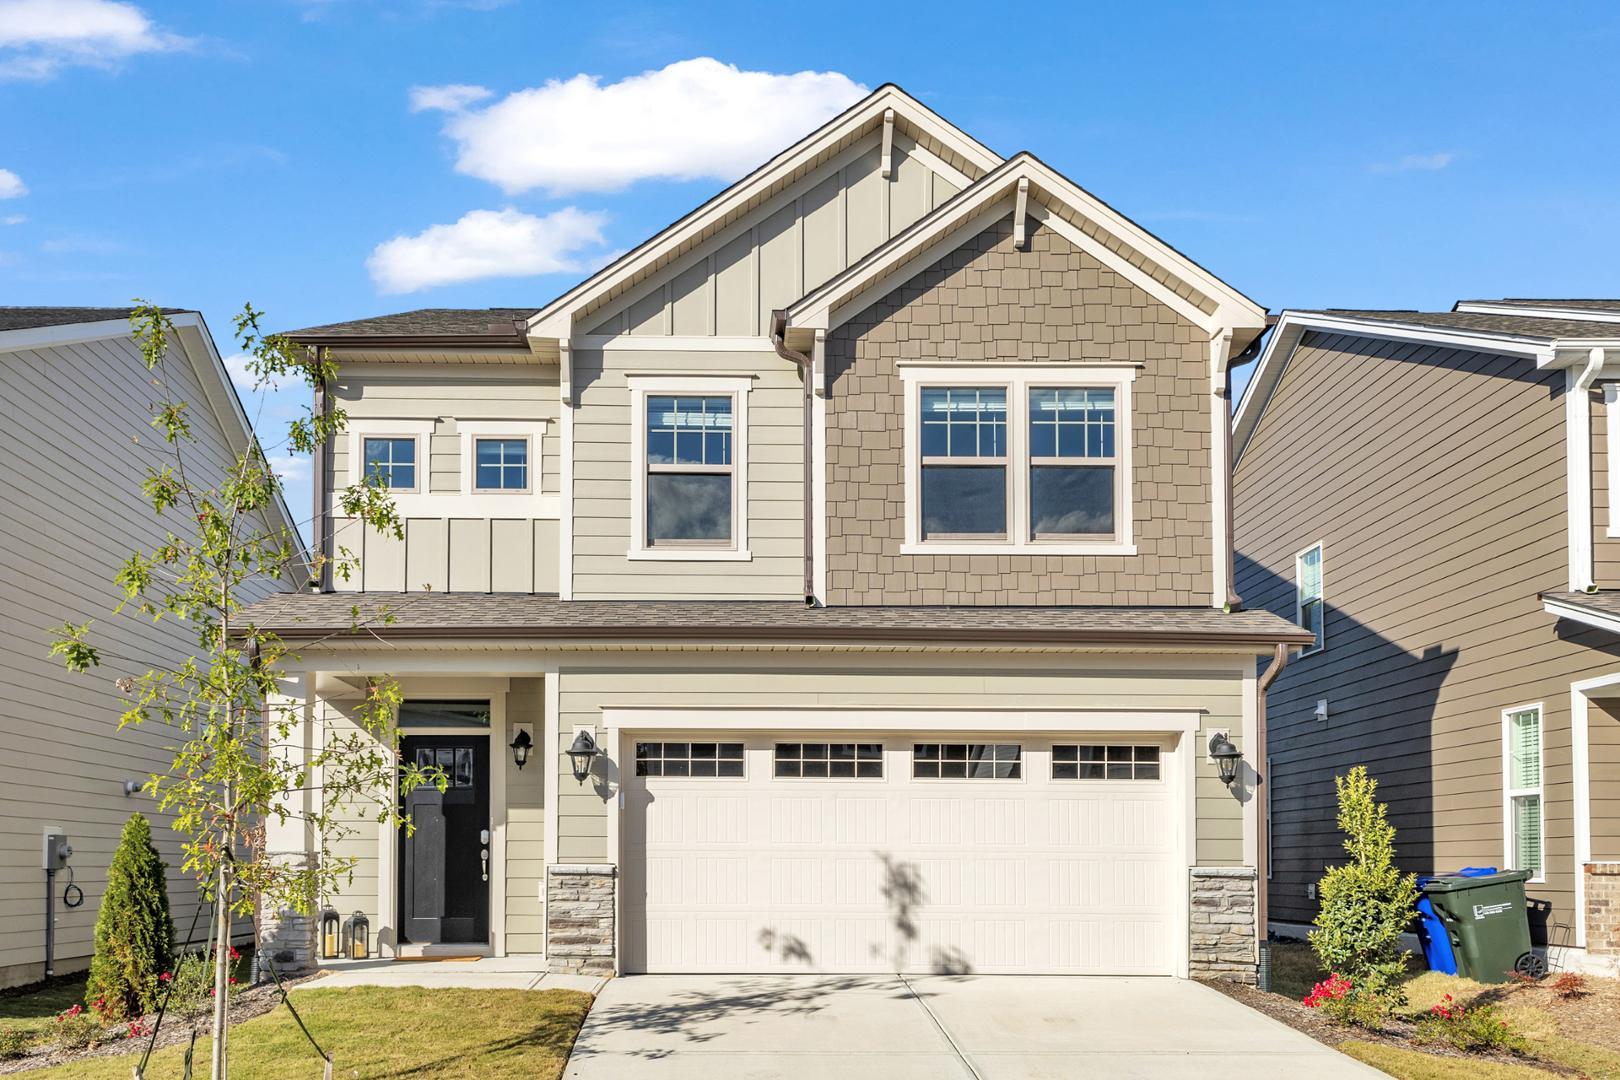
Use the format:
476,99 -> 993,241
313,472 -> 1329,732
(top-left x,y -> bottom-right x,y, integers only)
567,729 -> 600,784
1208,732 -> 1243,787
508,728 -> 533,771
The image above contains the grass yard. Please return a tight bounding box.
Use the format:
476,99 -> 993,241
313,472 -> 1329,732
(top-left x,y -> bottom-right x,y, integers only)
1264,939 -> 1620,1079
10,987 -> 592,1079
0,973 -> 91,1044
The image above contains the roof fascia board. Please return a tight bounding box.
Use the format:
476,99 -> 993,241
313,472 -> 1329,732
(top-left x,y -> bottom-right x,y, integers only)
1456,302 -> 1620,325
0,317 -> 142,353
525,85 -> 1002,341
287,334 -> 527,349
1233,311 -> 1560,463
1543,596 -> 1620,636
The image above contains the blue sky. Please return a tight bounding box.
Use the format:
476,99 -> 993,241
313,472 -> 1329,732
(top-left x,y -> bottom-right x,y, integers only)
5,1 -> 1620,535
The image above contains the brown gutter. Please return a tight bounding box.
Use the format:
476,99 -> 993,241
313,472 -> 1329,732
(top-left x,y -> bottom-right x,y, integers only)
1255,640 -> 1289,984
769,309 -> 817,605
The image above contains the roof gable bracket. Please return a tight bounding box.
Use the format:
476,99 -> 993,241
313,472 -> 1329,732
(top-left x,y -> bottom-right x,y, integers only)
558,339 -> 573,406
1013,177 -> 1029,249
813,328 -> 827,398
880,108 -> 895,178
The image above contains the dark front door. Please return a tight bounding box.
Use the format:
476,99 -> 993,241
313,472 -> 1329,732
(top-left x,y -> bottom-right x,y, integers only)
399,736 -> 490,944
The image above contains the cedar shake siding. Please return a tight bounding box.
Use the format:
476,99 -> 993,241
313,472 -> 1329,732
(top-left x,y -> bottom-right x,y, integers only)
1235,329 -> 1620,932
824,215 -> 1213,606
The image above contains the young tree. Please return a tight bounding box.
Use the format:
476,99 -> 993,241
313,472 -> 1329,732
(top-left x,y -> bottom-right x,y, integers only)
87,812 -> 174,1020
50,304 -> 441,1079
1309,765 -> 1418,1015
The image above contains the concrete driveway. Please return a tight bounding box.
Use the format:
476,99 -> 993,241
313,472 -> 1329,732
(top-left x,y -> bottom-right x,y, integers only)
564,975 -> 1384,1079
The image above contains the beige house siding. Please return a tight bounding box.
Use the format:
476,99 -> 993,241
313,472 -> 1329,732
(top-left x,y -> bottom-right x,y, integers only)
582,136 -> 962,339
553,653 -> 1250,867
504,677 -> 546,953
569,347 -> 804,599
328,367 -> 561,593
1590,389 -> 1620,585
1234,330 -> 1620,931
824,214 -> 1213,605
0,333 -> 282,985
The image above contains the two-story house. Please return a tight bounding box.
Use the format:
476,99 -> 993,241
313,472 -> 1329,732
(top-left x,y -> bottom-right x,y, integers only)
245,85 -> 1309,982
1234,299 -> 1620,976
0,307 -> 296,987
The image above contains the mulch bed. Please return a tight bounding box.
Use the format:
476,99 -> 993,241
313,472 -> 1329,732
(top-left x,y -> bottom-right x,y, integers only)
0,974 -> 316,1076
1202,978 -> 1584,1077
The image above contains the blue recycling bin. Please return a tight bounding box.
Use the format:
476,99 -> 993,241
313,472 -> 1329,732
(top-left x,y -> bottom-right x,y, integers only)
1414,867 -> 1496,974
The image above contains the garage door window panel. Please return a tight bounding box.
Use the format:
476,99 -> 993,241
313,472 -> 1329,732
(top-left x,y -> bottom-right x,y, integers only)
913,743 -> 1021,779
634,740 -> 745,778
1052,744 -> 1160,781
774,742 -> 883,779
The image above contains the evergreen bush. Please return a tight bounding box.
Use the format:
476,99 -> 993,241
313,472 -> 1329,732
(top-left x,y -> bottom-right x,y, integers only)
86,813 -> 174,1020
1308,765 -> 1417,1017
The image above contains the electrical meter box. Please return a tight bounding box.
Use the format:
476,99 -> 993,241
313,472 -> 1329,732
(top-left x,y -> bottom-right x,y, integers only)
43,827 -> 71,870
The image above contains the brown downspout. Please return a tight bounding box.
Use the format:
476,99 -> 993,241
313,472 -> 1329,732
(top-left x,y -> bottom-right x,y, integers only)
311,360 -> 331,593
769,310 -> 817,605
1255,640 -> 1289,988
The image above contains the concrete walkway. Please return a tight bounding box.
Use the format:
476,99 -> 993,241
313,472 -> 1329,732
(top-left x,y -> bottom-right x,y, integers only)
293,957 -> 605,994
564,975 -> 1386,1079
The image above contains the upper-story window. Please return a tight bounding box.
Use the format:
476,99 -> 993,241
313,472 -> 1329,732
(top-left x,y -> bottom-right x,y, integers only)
901,365 -> 1136,555
1296,543 -> 1324,655
363,436 -> 418,491
628,376 -> 752,561
474,437 -> 530,492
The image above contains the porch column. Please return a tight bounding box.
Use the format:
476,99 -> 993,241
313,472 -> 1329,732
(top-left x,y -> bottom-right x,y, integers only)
258,673 -> 318,976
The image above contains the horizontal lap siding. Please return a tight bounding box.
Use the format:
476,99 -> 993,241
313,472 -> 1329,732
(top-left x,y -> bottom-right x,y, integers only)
1595,703 -> 1620,862
1,336 -> 276,983
554,654 -> 1247,866
504,678 -> 546,954
1234,331 -> 1616,933
570,348 -> 804,598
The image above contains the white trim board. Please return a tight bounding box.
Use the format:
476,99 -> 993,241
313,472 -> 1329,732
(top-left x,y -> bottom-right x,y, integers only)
600,707 -> 1203,733
1456,302 -> 1620,325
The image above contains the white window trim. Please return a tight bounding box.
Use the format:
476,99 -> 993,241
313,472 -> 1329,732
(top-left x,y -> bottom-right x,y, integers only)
627,375 -> 752,562
346,419 -> 434,496
1295,542 -> 1325,657
909,741 -> 1026,782
898,363 -> 1137,555
1502,702 -> 1546,884
1605,384 -> 1620,538
1049,743 -> 1164,782
772,741 -> 887,781
457,421 -> 548,502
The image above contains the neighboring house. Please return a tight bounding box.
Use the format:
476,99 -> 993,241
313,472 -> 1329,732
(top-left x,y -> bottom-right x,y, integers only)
1233,299 -> 1620,976
0,308 -> 301,988
245,85 -> 1308,982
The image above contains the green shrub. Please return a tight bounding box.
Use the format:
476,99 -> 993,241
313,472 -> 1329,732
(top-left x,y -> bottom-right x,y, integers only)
1301,972 -> 1390,1030
1417,994 -> 1531,1054
1308,766 -> 1418,1017
0,1028 -> 31,1059
51,1005 -> 111,1051
86,813 -> 174,1021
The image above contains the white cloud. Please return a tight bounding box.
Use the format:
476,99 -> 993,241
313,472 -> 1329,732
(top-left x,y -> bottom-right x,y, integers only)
0,0 -> 188,80
1368,152 -> 1455,175
223,352 -> 299,392
367,206 -> 609,293
0,168 -> 24,198
408,82 -> 491,113
2,214 -> 23,225
267,453 -> 310,485
416,57 -> 867,195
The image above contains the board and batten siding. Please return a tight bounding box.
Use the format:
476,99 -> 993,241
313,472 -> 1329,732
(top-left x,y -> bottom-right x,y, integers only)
570,347 -> 804,599
552,653 -> 1250,867
328,368 -> 561,593
582,136 -> 962,339
1234,330 -> 1620,930
0,333 -> 281,986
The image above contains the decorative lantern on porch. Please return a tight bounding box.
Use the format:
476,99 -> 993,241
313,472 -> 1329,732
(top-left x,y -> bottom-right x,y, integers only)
319,907 -> 341,960
342,911 -> 370,960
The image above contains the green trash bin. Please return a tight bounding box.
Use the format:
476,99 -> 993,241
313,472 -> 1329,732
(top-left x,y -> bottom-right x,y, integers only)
1419,869 -> 1546,983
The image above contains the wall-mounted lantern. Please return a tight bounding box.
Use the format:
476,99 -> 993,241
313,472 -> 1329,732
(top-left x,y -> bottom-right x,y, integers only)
1208,732 -> 1243,787
342,911 -> 370,960
320,907 -> 341,960
567,730 -> 600,784
509,728 -> 533,771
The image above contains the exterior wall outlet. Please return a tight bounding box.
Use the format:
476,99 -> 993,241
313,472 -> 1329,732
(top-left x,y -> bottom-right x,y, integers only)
1314,699 -> 1329,722
1306,882 -> 1317,900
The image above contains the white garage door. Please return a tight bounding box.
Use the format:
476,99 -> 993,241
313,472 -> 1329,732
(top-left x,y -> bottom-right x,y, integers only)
620,734 -> 1182,975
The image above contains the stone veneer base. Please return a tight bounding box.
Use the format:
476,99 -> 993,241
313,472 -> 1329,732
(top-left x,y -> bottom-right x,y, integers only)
1189,866 -> 1258,984
547,864 -> 616,976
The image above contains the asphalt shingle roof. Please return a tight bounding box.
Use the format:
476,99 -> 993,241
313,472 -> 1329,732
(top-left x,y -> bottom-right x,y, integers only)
284,308 -> 536,342
1459,299 -> 1620,315
238,592 -> 1311,646
1306,309 -> 1620,341
0,306 -> 185,332
1543,591 -> 1620,622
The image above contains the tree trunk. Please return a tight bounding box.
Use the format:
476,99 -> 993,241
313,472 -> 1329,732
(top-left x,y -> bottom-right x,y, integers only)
211,858 -> 230,1080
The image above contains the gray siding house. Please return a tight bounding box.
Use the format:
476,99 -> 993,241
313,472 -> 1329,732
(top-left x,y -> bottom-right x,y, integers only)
0,308 -> 299,987
1233,300 -> 1620,976
246,85 -> 1308,982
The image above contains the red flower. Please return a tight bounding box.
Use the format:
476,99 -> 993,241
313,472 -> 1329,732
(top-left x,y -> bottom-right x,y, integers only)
159,972 -> 172,982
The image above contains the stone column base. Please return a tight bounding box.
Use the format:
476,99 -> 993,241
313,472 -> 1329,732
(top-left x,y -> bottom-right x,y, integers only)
1587,863 -> 1620,955
1190,866 -> 1258,984
256,853 -> 318,977
547,864 -> 616,976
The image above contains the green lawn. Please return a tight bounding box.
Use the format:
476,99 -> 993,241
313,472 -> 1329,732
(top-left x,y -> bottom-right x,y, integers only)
13,987 -> 592,1080
0,971 -> 92,1043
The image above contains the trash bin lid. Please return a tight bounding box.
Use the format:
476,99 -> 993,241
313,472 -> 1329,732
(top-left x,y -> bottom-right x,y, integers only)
1419,869 -> 1531,893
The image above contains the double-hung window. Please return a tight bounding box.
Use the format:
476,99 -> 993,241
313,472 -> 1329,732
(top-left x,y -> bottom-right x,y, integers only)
1296,543 -> 1324,655
1503,705 -> 1543,880
474,437 -> 529,492
902,366 -> 1134,554
629,377 -> 751,559
362,437 -> 418,491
